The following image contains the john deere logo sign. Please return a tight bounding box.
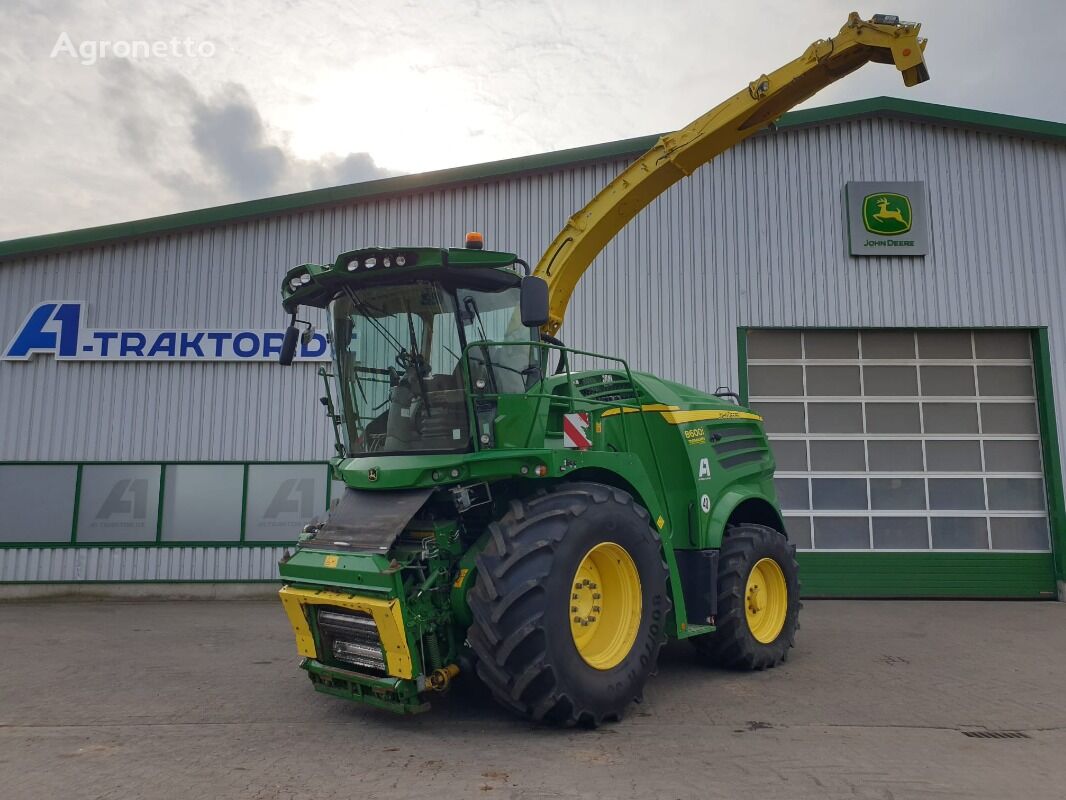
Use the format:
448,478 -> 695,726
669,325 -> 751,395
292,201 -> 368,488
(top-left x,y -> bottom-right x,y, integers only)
863,193 -> 912,235
846,181 -> 928,256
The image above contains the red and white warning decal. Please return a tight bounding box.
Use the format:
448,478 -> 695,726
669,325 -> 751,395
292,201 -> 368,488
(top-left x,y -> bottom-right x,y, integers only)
563,412 -> 592,449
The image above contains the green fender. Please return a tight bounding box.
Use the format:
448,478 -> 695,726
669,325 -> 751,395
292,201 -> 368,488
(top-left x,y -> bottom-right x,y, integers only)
701,486 -> 785,550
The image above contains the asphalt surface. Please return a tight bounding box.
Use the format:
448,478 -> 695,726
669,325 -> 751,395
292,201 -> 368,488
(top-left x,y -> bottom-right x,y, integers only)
0,598 -> 1064,800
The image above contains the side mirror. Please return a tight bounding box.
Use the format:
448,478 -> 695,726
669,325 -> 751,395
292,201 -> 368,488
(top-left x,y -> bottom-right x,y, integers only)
279,325 -> 299,366
520,275 -> 550,328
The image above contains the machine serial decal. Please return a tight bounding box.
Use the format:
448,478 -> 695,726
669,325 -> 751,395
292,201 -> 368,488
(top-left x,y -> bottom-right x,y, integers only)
683,426 -> 707,445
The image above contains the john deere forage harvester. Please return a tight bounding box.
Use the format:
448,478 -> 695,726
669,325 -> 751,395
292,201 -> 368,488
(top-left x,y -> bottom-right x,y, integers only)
275,13 -> 929,724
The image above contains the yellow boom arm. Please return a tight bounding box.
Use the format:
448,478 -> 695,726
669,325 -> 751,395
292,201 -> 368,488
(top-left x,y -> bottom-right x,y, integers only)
534,12 -> 929,335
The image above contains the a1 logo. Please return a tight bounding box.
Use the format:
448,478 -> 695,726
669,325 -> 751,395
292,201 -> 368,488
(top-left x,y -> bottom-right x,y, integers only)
697,457 -> 711,480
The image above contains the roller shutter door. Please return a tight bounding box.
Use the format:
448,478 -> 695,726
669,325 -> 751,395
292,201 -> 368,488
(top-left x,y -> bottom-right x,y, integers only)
745,329 -> 1057,597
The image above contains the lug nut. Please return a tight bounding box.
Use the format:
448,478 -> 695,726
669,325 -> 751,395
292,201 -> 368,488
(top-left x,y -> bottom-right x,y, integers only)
592,593 -> 601,599
573,616 -> 583,624
587,616 -> 597,623
592,605 -> 601,613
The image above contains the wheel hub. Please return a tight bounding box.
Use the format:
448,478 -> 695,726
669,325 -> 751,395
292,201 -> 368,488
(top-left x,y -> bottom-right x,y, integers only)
569,542 -> 642,670
744,557 -> 787,644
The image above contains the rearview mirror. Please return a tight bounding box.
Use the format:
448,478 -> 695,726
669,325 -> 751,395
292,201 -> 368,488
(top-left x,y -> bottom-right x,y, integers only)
279,325 -> 299,366
520,275 -> 550,328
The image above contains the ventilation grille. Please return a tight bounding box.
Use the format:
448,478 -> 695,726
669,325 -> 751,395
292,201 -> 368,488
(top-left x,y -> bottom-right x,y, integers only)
574,373 -> 638,404
711,422 -> 768,470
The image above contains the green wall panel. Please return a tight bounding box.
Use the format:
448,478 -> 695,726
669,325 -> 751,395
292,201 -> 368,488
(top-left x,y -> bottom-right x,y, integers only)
797,552 -> 1057,598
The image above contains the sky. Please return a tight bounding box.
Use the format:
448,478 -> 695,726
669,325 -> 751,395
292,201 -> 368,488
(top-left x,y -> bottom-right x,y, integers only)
2,0 -> 1064,242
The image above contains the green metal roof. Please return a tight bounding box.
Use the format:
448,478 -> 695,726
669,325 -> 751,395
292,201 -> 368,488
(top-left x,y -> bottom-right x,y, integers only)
2,97 -> 1064,263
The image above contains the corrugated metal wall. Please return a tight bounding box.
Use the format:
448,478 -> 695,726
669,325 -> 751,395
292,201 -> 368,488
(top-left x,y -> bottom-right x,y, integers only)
0,546 -> 286,582
2,115 -> 1065,580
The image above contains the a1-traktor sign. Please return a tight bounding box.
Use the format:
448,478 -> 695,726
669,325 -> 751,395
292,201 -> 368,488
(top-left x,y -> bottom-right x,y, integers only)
2,301 -> 329,362
845,181 -> 929,256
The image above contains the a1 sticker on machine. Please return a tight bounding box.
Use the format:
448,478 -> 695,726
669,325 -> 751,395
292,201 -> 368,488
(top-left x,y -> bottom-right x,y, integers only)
697,457 -> 712,480
563,412 -> 592,449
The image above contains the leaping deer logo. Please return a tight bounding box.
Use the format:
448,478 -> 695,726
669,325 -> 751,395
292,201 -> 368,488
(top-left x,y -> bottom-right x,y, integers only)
872,196 -> 906,226
862,192 -> 912,235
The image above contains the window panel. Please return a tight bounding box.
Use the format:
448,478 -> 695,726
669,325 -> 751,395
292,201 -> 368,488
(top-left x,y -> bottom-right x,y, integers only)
804,331 -> 858,359
869,478 -> 926,510
861,331 -> 915,359
867,440 -> 924,471
981,403 -> 1038,434
862,366 -> 918,396
784,516 -> 812,549
769,439 -> 808,471
923,403 -> 979,433
811,478 -> 867,510
983,440 -> 1042,473
872,517 -> 929,550
245,464 -> 328,542
917,331 -> 973,359
748,330 -> 801,359
977,366 -> 1034,397
866,402 -> 921,433
161,465 -> 244,542
928,478 -> 985,510
805,365 -> 860,396
0,465 -> 77,543
775,478 -> 810,510
919,366 -> 976,397
986,478 -> 1046,511
813,517 -> 870,549
807,403 -> 863,433
809,440 -> 865,471
925,440 -> 983,472
751,402 -> 806,433
749,365 -> 804,397
931,517 -> 988,549
77,465 -> 161,543
974,331 -> 1030,359
989,518 -> 1051,551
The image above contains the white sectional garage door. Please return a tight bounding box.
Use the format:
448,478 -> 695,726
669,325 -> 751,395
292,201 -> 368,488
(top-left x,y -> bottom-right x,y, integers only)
746,329 -> 1052,554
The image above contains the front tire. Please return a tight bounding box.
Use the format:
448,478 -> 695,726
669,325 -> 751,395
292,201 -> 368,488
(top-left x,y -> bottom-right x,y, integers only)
467,482 -> 670,726
691,523 -> 800,670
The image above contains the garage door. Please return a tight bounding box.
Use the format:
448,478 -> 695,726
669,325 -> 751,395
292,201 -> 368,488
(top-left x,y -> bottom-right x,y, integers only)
745,329 -> 1057,597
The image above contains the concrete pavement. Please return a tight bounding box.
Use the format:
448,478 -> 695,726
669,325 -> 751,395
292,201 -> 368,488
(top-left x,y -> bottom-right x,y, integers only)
0,598 -> 1063,799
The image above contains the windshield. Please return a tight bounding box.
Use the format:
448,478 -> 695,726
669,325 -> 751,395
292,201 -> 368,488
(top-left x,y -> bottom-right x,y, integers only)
330,279 -> 535,455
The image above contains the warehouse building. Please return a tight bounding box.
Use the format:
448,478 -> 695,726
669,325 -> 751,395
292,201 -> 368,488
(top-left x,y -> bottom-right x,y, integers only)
1,97 -> 1064,600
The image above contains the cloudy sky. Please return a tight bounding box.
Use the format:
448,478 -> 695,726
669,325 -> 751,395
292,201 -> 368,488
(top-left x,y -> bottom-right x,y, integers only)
2,1 -> 1064,242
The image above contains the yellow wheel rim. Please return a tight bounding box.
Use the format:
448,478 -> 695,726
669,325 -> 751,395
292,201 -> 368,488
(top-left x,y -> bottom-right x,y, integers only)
569,542 -> 642,670
745,557 -> 788,644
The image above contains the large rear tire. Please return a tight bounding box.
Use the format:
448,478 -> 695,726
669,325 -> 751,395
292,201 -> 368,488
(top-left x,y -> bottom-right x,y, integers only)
691,523 -> 800,670
467,482 -> 670,726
